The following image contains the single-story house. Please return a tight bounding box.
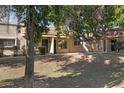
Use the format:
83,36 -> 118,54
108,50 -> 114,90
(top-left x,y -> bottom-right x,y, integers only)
41,28 -> 124,54
0,23 -> 124,56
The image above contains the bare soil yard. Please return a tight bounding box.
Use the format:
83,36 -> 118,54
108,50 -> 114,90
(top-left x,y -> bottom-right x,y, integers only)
0,53 -> 124,88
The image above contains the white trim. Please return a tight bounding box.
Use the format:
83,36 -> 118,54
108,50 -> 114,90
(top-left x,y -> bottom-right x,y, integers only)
42,35 -> 69,38
0,36 -> 16,39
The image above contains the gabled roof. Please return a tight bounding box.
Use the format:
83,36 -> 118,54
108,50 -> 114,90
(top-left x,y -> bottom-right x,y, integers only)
42,27 -> 70,38
44,27 -> 57,35
42,28 -> 124,38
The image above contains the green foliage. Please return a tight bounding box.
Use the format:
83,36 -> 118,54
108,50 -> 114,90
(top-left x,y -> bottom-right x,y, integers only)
0,44 -> 4,57
118,41 -> 124,50
12,6 -> 52,44
12,46 -> 18,56
22,45 -> 26,56
12,5 -> 73,44
38,46 -> 45,55
67,6 -> 117,41
114,6 -> 124,28
0,6 -> 9,22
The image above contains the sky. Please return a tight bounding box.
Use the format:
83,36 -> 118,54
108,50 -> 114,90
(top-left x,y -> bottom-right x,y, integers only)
9,11 -> 18,24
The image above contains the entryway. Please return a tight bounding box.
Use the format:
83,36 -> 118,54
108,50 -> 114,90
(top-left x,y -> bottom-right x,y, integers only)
42,39 -> 48,53
111,39 -> 117,51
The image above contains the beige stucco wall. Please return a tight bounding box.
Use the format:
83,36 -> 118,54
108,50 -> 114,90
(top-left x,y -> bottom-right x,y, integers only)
95,40 -> 104,52
69,39 -> 85,52
17,26 -> 26,54
56,38 -> 85,53
106,39 -> 111,52
56,38 -> 69,53
0,24 -> 26,56
0,24 -> 17,38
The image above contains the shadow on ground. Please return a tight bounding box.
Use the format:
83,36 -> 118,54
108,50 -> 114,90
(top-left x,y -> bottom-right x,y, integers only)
0,53 -> 124,88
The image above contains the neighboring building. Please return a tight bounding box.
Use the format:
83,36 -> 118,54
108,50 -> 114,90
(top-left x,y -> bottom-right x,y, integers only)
0,23 -> 124,56
41,28 -> 124,54
104,29 -> 124,52
41,27 -> 85,54
0,23 -> 26,56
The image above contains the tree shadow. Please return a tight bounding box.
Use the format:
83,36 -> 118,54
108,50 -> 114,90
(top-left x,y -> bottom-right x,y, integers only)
0,53 -> 124,88
0,56 -> 26,68
34,53 -> 124,88
0,55 -> 51,68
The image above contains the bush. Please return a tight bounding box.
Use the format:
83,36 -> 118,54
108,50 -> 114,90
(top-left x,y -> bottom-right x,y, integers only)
38,46 -> 45,55
0,45 -> 4,57
13,46 -> 18,56
117,42 -> 124,51
22,45 -> 26,56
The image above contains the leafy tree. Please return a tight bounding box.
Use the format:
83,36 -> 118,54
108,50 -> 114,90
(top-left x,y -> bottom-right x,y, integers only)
0,5 -> 11,23
66,6 -> 117,52
12,5 -> 69,87
12,5 -> 53,87
114,5 -> 124,28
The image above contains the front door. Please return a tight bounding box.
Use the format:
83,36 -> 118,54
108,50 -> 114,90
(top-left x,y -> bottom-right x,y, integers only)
42,39 -> 48,53
111,39 -> 117,51
54,40 -> 56,54
103,40 -> 106,52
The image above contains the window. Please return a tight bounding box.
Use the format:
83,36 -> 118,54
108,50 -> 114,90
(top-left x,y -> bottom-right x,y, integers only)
74,39 -> 81,46
58,40 -> 67,49
0,39 -> 15,47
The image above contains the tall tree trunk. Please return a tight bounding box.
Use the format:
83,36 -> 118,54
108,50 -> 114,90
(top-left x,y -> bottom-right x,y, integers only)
24,5 -> 34,88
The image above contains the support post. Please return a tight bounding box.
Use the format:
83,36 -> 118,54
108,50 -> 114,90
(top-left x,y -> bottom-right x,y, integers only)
105,39 -> 108,52
50,37 -> 54,54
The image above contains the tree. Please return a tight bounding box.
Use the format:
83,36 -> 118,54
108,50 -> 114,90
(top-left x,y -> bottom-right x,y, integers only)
0,6 -> 11,24
13,5 -> 52,87
114,5 -> 124,28
12,5 -> 68,87
0,6 -> 8,22
66,6 -> 117,52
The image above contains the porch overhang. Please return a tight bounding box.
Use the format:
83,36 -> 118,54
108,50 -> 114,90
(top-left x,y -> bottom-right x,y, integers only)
42,34 -> 69,38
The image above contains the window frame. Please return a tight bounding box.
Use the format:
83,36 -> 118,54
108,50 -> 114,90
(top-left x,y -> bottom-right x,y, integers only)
0,39 -> 15,47
58,39 -> 67,49
74,39 -> 81,46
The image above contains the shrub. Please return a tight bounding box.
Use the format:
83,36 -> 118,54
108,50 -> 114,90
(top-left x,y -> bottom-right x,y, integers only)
22,45 -> 26,56
38,46 -> 45,55
0,45 -> 4,57
13,46 -> 18,56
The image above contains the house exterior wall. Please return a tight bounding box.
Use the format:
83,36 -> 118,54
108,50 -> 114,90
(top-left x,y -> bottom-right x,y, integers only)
0,23 -> 26,56
105,39 -> 110,52
68,39 -> 85,52
42,37 -> 85,53
0,24 -> 18,38
55,38 -> 85,53
95,40 -> 104,52
17,27 -> 26,55
56,38 -> 70,53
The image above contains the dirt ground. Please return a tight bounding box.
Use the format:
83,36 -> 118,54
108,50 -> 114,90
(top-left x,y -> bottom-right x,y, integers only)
0,53 -> 124,88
